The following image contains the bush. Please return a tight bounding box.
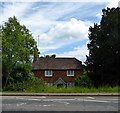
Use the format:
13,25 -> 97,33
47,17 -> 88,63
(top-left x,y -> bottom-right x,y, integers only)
24,73 -> 46,92
75,70 -> 93,88
3,73 -> 46,92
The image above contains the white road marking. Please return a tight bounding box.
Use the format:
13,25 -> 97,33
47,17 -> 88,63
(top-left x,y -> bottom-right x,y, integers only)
43,99 -> 75,101
16,96 -> 46,101
27,98 -> 42,101
87,97 -> 95,99
84,99 -> 109,103
65,102 -> 70,105
15,97 -> 75,102
74,98 -> 83,101
16,97 -> 25,100
16,103 -> 26,107
43,105 -> 47,107
9,96 -> 118,104
34,104 -> 55,107
2,96 -> 15,99
103,99 -> 118,101
3,104 -> 11,106
31,96 -> 46,99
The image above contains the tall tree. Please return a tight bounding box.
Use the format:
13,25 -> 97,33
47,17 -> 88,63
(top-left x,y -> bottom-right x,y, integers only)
1,16 -> 39,88
85,8 -> 120,87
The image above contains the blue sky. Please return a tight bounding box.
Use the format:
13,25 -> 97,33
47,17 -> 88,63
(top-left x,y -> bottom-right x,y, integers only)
0,0 -> 119,62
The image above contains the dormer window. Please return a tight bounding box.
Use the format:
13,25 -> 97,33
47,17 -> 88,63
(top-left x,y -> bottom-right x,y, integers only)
67,70 -> 74,76
45,70 -> 52,77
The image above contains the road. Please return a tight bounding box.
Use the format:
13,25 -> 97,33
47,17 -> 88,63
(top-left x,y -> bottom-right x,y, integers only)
2,95 -> 119,111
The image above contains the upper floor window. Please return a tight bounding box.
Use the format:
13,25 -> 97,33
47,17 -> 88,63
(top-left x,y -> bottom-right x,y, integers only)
67,70 -> 74,76
45,70 -> 52,77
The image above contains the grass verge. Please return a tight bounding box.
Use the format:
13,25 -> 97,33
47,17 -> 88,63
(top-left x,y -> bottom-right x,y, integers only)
3,86 -> 119,93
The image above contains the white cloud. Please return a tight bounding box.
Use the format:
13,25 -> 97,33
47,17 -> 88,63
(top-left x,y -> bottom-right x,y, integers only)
40,44 -> 89,62
0,0 -> 114,2
50,44 -> 89,62
0,3 -> 32,24
38,18 -> 92,53
1,2 -> 107,62
48,18 -> 88,40
106,0 -> 119,8
20,3 -> 84,34
96,0 -> 119,19
1,2 -> 91,57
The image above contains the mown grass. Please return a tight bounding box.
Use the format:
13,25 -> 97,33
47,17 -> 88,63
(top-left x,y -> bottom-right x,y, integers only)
21,86 -> 119,93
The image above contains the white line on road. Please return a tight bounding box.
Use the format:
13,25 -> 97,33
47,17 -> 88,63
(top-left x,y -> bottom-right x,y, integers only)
42,99 -> 75,101
16,103 -> 26,107
3,104 -> 12,106
103,99 -> 118,101
2,96 -> 15,99
31,96 -> 46,99
27,98 -> 42,101
34,104 -> 55,107
43,105 -> 48,107
12,96 -> 118,104
83,99 -> 109,103
87,97 -> 95,99
16,97 -> 25,100
15,97 -> 74,102
65,102 -> 70,105
16,96 -> 46,99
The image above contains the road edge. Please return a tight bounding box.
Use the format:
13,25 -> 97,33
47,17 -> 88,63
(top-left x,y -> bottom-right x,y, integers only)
1,93 -> 120,96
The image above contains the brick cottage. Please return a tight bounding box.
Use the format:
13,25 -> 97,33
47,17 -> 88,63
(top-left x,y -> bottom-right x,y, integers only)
32,57 -> 83,87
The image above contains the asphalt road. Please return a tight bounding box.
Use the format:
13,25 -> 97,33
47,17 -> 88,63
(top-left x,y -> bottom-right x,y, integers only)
1,95 -> 119,111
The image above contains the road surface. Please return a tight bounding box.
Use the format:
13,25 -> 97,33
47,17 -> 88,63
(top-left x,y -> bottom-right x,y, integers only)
2,95 -> 119,111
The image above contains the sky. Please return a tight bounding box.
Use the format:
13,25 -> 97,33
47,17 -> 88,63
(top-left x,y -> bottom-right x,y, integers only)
0,0 -> 119,63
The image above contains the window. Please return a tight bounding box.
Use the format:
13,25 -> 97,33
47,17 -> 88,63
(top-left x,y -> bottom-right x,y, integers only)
45,70 -> 52,77
67,70 -> 74,76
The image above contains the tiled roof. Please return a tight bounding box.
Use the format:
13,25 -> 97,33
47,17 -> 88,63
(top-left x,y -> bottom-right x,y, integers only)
32,57 -> 82,70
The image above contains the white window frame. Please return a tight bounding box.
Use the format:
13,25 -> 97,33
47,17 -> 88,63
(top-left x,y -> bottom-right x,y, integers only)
67,70 -> 74,76
45,70 -> 52,77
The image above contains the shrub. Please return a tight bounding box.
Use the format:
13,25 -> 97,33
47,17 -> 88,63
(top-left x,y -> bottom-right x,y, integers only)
24,73 -> 46,92
75,70 -> 93,88
3,73 -> 46,92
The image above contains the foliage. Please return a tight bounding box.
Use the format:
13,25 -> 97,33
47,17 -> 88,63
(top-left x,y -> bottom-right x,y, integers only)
1,16 -> 39,89
4,73 -> 46,92
0,27 -> 1,91
25,73 -> 46,92
75,70 -> 93,88
44,54 -> 56,58
85,7 -> 120,87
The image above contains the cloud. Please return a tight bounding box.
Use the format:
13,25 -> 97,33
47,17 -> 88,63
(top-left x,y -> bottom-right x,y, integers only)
44,44 -> 89,62
20,3 -> 85,33
0,2 -> 32,24
1,2 -> 108,62
49,18 -> 89,39
96,0 -> 119,20
106,0 -> 119,8
38,18 -> 92,53
0,0 -> 115,2
0,2 -> 92,59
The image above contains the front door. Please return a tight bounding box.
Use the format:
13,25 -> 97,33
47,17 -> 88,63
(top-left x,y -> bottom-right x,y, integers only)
54,77 -> 66,88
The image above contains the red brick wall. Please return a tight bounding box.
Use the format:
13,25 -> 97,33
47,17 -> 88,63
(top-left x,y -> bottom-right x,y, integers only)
32,70 -> 83,83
